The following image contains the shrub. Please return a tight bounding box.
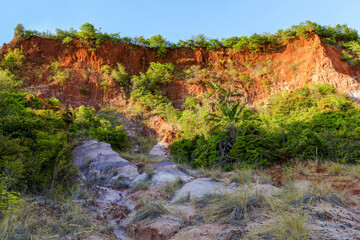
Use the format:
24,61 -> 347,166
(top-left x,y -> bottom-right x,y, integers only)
1,48 -> 26,72
101,64 -> 132,99
62,36 -> 73,44
13,24 -> 24,41
52,69 -> 70,85
0,69 -> 22,93
90,124 -> 128,150
147,35 -> 168,57
77,23 -> 97,40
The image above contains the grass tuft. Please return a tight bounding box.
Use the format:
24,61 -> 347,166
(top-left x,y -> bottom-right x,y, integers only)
134,181 -> 150,191
262,208 -> 309,240
131,201 -> 172,223
230,168 -> 253,184
197,168 -> 223,181
0,199 -> 113,239
196,189 -> 267,225
162,178 -> 183,199
325,162 -> 344,175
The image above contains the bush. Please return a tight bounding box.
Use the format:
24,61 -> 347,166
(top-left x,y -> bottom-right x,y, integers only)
62,36 -> 73,44
90,124 -> 127,150
101,64 -> 132,99
1,48 -> 25,72
0,69 -> 22,93
13,24 -> 24,41
77,23 -> 97,40
147,35 -> 168,57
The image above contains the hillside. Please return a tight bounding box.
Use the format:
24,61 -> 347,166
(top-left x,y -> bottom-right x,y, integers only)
1,23 -> 360,239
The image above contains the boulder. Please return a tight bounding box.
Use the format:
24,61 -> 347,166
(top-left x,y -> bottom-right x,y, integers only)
149,142 -> 170,158
171,178 -> 226,202
150,161 -> 194,186
73,140 -> 139,187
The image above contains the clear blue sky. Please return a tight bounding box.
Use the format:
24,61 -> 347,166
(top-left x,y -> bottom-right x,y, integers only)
1,0 -> 360,45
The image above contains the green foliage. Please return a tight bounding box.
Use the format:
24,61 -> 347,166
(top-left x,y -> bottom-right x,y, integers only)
90,124 -> 127,150
77,23 -> 97,40
0,89 -> 78,198
13,24 -> 25,41
132,62 -> 174,97
0,69 -> 22,93
16,21 -> 360,58
1,48 -> 26,72
62,36 -> 73,44
53,69 -> 70,85
147,35 -> 168,57
206,81 -> 247,131
49,61 -> 70,86
71,106 -> 128,150
101,63 -> 132,99
171,83 -> 360,168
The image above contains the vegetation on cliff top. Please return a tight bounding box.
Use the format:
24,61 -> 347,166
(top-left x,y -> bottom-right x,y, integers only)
13,21 -> 360,58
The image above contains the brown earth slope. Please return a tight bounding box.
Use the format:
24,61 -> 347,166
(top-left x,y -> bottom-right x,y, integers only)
1,32 -> 360,108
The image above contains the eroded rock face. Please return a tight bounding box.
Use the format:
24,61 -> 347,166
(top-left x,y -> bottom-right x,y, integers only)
151,161 -> 195,186
73,140 -> 139,187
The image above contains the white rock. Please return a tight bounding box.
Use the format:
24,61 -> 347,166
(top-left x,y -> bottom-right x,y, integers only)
150,161 -> 194,186
149,142 -> 169,157
171,178 -> 226,202
72,140 -> 139,187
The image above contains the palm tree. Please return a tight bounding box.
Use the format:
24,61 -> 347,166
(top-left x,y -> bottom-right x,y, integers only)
206,81 -> 249,163
207,81 -> 247,133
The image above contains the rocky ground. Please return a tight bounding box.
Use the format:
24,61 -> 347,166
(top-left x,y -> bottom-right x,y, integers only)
72,140 -> 360,240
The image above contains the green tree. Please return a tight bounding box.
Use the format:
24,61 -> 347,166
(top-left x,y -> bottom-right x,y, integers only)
13,24 -> 24,41
77,23 -> 97,40
147,35 -> 168,57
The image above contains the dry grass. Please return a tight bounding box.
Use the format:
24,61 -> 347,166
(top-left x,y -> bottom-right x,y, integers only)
131,201 -> 173,223
346,164 -> 360,179
278,181 -> 308,206
197,168 -> 223,181
162,178 -> 183,199
262,208 -> 309,240
230,168 -> 253,185
134,181 -> 150,191
291,181 -> 344,207
0,199 -> 114,240
196,188 -> 267,225
292,161 -> 317,175
325,162 -> 344,175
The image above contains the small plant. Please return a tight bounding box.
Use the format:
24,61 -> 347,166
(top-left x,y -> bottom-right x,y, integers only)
131,201 -> 172,223
262,208 -> 309,240
293,161 -> 317,175
197,189 -> 267,225
347,164 -> 360,179
340,51 -> 357,66
53,69 -> 70,85
162,178 -> 183,198
292,181 -> 344,207
62,36 -> 73,44
1,48 -> 26,72
230,168 -> 253,184
0,200 -> 112,239
325,162 -> 344,175
134,181 -> 150,191
79,86 -> 88,94
198,168 -> 223,181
